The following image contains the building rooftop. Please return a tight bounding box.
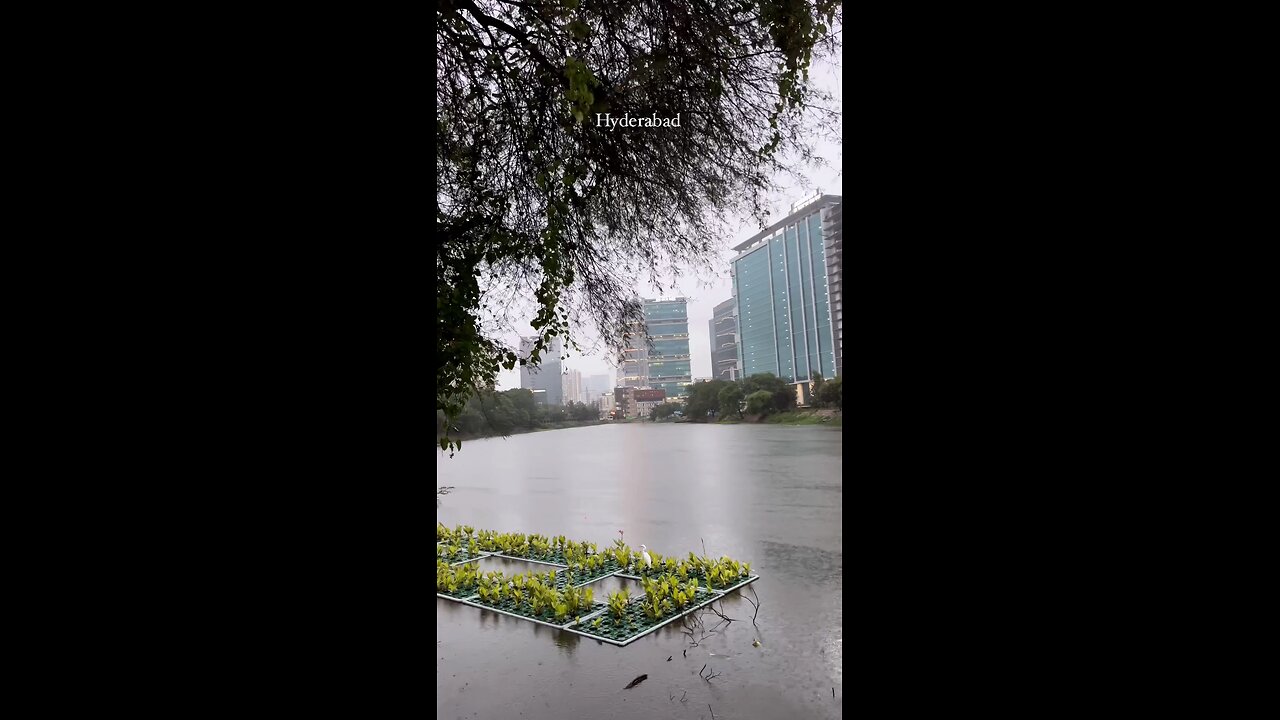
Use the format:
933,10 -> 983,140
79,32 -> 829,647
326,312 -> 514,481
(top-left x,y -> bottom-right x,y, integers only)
731,194 -> 842,252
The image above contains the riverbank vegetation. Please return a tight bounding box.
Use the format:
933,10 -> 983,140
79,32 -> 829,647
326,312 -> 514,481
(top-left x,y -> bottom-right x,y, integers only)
677,372 -> 843,423
435,2 -> 842,456
436,388 -> 601,444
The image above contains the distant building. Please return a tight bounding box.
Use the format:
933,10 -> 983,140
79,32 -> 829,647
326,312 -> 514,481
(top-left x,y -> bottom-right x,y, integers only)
531,389 -> 548,407
562,368 -> 583,405
598,391 -> 616,415
618,297 -> 693,397
730,194 -> 840,385
614,387 -> 633,418
614,386 -> 667,419
520,335 -> 563,405
583,373 -> 611,402
709,297 -> 740,381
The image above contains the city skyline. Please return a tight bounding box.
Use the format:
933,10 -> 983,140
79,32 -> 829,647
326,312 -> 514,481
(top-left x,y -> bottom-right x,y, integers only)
490,53 -> 841,393
492,189 -> 841,391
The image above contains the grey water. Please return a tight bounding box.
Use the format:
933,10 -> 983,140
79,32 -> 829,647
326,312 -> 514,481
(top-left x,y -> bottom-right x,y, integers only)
437,422 -> 843,720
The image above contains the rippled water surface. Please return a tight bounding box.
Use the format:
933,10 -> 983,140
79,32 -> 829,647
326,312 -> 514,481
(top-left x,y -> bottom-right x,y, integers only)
437,422 -> 843,720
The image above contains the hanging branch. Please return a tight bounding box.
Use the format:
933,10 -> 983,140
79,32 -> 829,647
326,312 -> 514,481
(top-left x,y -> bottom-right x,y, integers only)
743,584 -> 761,626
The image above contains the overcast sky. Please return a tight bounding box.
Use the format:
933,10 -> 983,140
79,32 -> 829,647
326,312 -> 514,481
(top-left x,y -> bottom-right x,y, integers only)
493,56 -> 842,392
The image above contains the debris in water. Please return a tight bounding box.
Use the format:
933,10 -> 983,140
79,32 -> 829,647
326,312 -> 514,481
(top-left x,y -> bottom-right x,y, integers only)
667,656 -> 672,661
624,674 -> 648,689
752,639 -> 761,647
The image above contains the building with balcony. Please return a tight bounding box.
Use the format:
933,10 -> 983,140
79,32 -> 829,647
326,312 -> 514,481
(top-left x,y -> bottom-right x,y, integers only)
823,200 -> 842,376
709,298 -> 740,381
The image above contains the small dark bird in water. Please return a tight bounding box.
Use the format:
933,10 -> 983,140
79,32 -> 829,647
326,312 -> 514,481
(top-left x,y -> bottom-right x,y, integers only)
667,656 -> 672,661
624,674 -> 648,689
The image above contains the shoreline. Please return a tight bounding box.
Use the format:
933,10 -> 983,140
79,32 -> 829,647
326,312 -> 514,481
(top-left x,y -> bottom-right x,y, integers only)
440,420 -> 607,443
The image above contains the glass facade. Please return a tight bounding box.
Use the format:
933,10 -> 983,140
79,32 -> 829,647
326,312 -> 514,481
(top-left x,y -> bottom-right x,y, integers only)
620,298 -> 693,396
732,201 -> 839,384
648,338 -> 690,357
735,247 -> 777,377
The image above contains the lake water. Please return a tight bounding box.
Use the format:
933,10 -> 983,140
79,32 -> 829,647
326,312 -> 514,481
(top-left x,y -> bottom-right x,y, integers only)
437,422 -> 843,720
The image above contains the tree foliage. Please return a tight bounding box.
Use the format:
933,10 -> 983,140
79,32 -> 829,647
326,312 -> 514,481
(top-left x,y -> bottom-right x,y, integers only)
817,376 -> 842,408
741,372 -> 796,412
684,379 -> 732,421
717,385 -> 744,419
437,0 -> 842,453
435,388 -> 601,443
744,390 -> 775,416
651,402 -> 681,421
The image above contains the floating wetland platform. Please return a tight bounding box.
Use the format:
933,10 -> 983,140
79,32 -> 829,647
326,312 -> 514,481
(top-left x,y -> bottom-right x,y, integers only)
437,526 -> 759,647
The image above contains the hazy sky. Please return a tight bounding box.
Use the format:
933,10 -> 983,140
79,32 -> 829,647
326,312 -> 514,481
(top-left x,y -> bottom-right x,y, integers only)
493,56 -> 842,392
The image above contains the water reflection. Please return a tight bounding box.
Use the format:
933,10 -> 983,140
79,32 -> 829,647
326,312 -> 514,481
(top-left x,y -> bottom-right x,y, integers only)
437,423 -> 842,720
552,629 -> 579,657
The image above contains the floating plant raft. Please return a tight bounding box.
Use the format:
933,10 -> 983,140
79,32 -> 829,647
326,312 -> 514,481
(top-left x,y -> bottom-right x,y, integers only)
436,524 -> 759,647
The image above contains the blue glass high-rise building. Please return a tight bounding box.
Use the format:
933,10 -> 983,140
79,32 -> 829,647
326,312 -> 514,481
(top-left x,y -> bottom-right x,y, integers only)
617,297 -> 692,397
730,194 -> 841,384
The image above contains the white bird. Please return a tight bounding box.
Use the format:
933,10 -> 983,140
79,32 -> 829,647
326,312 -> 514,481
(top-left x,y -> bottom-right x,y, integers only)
640,544 -> 652,569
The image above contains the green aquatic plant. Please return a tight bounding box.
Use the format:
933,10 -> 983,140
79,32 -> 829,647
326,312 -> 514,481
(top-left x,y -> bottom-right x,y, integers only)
643,593 -> 661,620
608,590 -> 629,620
612,545 -> 631,568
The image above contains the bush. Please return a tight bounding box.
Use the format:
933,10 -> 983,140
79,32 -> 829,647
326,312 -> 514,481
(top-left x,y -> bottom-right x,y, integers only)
745,390 -> 774,416
717,385 -> 744,419
651,403 -> 680,421
684,379 -> 732,421
818,377 -> 842,409
742,372 -> 795,412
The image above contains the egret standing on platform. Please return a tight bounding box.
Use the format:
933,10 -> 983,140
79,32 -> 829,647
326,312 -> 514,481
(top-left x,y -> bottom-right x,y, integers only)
640,544 -> 652,570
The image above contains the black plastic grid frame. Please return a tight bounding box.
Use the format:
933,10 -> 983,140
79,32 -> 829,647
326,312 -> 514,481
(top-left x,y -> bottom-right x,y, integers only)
562,576 -> 759,646
437,572 -> 760,647
436,532 -> 759,648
